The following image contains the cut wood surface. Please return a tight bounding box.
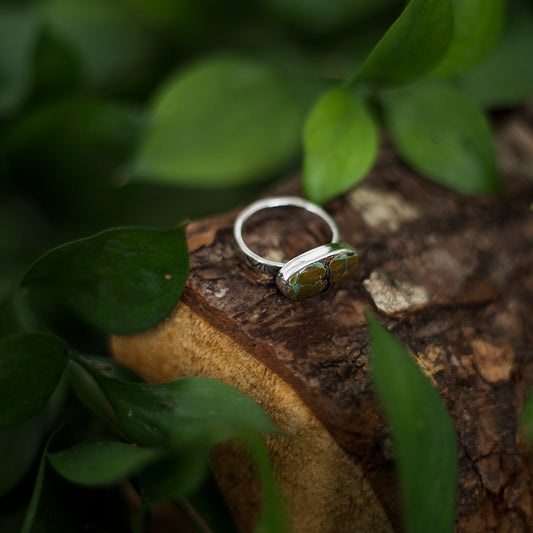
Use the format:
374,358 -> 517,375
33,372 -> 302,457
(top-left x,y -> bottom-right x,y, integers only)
112,106 -> 533,532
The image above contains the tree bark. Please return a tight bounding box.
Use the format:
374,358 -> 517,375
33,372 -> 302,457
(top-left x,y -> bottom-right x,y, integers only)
112,106 -> 533,532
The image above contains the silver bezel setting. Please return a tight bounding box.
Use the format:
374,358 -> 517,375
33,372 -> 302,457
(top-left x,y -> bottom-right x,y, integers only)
276,243 -> 357,285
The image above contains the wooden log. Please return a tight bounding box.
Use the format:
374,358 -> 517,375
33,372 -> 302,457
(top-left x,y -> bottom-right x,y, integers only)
112,106 -> 533,532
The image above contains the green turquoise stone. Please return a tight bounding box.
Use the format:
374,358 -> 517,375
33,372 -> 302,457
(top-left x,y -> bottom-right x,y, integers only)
278,246 -> 359,300
329,253 -> 359,285
286,262 -> 328,299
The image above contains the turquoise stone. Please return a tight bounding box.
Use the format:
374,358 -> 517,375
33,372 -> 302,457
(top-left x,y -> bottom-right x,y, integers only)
277,243 -> 359,300
286,262 -> 328,299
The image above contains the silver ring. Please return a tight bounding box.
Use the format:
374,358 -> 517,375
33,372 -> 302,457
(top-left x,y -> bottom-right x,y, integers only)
233,196 -> 359,300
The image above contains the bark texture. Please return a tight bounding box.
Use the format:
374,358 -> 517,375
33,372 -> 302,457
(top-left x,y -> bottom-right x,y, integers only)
112,107 -> 533,532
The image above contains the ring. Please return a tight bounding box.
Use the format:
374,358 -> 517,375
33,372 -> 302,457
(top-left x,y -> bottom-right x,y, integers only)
233,196 -> 359,300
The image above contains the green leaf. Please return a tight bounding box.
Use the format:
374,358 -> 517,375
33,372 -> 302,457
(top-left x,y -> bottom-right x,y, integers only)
138,451 -> 210,504
118,0 -> 193,29
0,289 -> 41,338
76,353 -> 143,382
460,1 -> 533,108
48,441 -> 164,486
354,0 -> 453,85
83,366 -> 281,449
69,360 -> 124,436
0,380 -> 66,497
253,0 -> 400,33
132,55 -> 307,187
5,99 -> 145,225
382,84 -> 500,195
140,434 -> 285,532
366,312 -> 457,533
43,0 -> 154,91
303,88 -> 379,204
243,431 -> 289,533
0,5 -> 41,117
23,441 -> 132,532
432,0 -> 505,78
69,356 -> 142,439
21,458 -> 47,533
20,431 -> 56,533
0,333 -> 68,430
0,417 -> 45,497
21,225 -> 189,335
521,392 -> 533,445
174,471 -> 239,533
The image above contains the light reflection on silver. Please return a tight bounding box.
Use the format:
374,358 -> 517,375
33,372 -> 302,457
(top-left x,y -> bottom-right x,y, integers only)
276,243 -> 357,286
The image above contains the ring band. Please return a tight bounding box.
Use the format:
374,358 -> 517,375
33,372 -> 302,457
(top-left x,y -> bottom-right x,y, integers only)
233,196 -> 359,300
233,196 -> 339,273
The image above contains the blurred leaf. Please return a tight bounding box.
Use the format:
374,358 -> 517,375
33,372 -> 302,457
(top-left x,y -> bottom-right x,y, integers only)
80,362 -> 281,449
175,471 -> 239,533
0,332 -> 68,430
48,441 -> 164,486
0,289 -> 41,338
22,225 -> 189,335
77,353 -> 143,382
0,379 -> 66,497
43,0 -> 155,92
132,55 -> 308,187
0,416 -> 44,497
315,9 -> 402,81
521,392 -> 533,444
303,87 -> 379,203
366,312 -> 457,533
31,32 -> 84,101
242,431 -> 289,533
20,431 -> 55,533
138,451 -> 209,504
253,0 -> 400,33
24,445 -> 132,533
137,424 -> 284,531
382,83 -> 501,195
460,1 -> 533,108
69,355 -> 143,438
130,504 -> 150,533
0,196 -> 53,298
354,0 -> 453,85
432,0 -> 505,78
5,99 -> 145,226
118,0 -> 219,46
20,467 -> 46,533
118,0 -> 192,27
69,360 -> 123,434
0,4 -> 41,117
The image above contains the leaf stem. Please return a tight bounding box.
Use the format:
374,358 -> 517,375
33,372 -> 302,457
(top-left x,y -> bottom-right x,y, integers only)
175,496 -> 215,533
20,430 -> 59,533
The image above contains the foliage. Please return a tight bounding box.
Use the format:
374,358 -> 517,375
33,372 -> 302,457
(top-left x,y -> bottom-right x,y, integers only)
353,0 -> 453,85
1,0 -> 532,531
21,226 -> 189,335
382,83 -> 500,195
132,55 -> 310,187
303,88 -> 378,202
1,333 -> 285,532
367,313 -> 457,533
